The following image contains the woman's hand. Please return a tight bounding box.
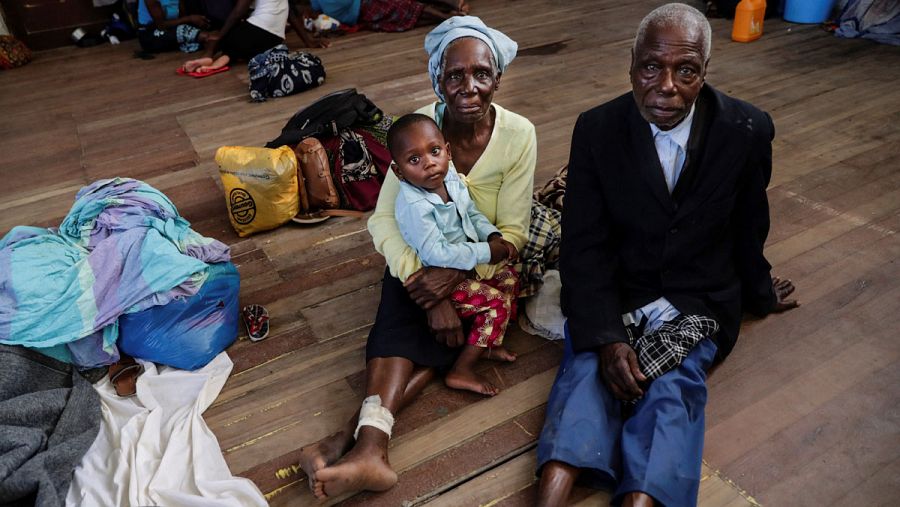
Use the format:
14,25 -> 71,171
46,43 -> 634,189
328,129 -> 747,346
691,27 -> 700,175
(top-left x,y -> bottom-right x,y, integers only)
488,235 -> 519,263
427,299 -> 465,347
404,267 -> 467,309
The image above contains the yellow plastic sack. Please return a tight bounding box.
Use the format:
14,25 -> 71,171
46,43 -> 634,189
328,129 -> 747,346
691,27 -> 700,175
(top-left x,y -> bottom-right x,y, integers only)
215,146 -> 300,237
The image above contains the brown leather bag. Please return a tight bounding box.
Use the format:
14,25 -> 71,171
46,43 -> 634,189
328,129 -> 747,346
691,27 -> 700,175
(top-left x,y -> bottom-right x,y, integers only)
294,137 -> 340,211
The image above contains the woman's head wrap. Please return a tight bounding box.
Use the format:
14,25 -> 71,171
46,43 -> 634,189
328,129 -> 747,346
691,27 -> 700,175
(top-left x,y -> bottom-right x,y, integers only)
424,16 -> 518,102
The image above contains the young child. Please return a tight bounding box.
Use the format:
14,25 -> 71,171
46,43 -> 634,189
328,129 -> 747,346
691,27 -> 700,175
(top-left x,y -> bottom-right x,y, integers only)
388,113 -> 519,396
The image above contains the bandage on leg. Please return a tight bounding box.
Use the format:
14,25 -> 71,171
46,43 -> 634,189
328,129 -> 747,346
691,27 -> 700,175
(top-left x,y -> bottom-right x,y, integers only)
354,395 -> 395,440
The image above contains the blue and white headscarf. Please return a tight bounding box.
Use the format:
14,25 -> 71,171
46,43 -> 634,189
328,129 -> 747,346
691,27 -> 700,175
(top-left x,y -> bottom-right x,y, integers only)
424,16 -> 518,102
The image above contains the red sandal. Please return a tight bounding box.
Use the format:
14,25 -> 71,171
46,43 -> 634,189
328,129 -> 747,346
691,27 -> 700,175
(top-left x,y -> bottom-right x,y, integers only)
242,304 -> 270,342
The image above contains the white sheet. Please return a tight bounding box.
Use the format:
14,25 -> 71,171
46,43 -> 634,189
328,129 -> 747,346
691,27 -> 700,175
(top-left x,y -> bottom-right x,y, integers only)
66,353 -> 267,507
520,269 -> 566,341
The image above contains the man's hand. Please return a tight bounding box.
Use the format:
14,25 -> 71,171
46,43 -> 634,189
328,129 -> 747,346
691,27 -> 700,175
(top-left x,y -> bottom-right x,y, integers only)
771,276 -> 799,313
305,38 -> 331,48
427,299 -> 465,347
404,267 -> 467,309
187,15 -> 210,28
599,342 -> 647,401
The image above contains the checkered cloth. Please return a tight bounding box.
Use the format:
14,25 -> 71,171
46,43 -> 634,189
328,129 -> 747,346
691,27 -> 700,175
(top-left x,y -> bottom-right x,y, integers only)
517,199 -> 561,298
624,314 -> 719,381
359,0 -> 425,32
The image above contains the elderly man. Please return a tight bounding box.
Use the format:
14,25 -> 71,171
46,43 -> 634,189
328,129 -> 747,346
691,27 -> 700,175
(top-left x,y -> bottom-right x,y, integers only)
535,4 -> 798,507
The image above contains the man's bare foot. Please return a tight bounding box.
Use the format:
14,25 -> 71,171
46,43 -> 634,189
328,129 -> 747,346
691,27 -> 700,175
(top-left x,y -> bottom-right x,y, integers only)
481,346 -> 517,362
445,366 -> 499,396
313,444 -> 398,499
622,491 -> 656,507
298,430 -> 354,490
182,57 -> 213,72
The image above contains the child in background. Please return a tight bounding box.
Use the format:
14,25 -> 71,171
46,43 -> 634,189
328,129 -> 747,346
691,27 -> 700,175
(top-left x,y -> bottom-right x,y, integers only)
388,113 -> 519,396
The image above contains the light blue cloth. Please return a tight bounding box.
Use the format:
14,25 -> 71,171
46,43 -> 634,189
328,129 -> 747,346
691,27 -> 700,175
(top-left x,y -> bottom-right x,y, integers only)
424,16 -> 518,102
0,178 -> 230,367
395,164 -> 499,270
836,0 -> 900,46
649,103 -> 694,194
311,0 -> 360,25
622,297 -> 681,334
138,0 -> 180,26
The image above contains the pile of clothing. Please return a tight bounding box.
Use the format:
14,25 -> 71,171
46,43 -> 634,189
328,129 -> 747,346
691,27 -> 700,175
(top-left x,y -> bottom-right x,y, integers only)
0,178 -> 230,367
248,44 -> 326,102
0,178 -> 262,506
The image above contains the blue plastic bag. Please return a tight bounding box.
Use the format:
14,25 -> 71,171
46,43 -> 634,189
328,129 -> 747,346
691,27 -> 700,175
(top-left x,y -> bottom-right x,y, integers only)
118,262 -> 240,370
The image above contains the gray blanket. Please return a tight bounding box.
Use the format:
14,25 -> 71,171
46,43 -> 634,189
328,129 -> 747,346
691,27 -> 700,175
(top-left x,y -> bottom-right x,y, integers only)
0,345 -> 101,507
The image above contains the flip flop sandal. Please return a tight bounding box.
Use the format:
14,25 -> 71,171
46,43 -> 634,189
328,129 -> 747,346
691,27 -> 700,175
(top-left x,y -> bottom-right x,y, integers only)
291,209 -> 365,225
176,65 -> 231,78
109,356 -> 144,397
242,304 -> 270,342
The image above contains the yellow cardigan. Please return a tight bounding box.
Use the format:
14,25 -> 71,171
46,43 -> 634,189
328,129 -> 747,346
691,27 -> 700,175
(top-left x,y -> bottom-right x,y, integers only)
368,102 -> 537,282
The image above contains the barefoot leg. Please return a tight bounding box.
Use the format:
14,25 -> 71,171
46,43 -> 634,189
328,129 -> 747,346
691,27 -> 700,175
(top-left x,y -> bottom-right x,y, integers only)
481,345 -> 517,362
198,54 -> 230,72
312,357 -> 415,499
622,491 -> 656,507
424,0 -> 469,13
183,57 -> 213,72
536,460 -> 579,507
417,5 -> 454,25
298,366 -> 434,491
445,345 -> 499,396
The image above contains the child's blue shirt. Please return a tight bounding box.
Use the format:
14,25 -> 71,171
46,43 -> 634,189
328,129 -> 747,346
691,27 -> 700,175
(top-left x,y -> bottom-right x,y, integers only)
395,164 -> 500,270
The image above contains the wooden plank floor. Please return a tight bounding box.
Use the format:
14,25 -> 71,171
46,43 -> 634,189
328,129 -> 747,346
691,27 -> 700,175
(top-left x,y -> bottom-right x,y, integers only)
2,1 -> 898,505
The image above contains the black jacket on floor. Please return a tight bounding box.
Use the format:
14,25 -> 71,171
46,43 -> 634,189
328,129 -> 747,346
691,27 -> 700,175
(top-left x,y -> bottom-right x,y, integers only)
560,84 -> 777,361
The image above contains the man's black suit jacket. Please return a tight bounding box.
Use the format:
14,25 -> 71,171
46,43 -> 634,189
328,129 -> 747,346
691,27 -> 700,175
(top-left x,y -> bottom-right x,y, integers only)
560,84 -> 777,361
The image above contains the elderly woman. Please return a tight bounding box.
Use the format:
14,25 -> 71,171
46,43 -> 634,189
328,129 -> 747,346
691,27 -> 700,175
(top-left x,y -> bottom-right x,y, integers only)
298,16 -> 540,500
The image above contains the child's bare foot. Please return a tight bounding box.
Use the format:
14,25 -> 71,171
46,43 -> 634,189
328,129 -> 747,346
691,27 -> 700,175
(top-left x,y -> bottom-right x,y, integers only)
313,444 -> 398,499
298,430 -> 353,490
183,57 -> 213,72
446,344 -> 499,396
481,346 -> 516,362
445,367 -> 499,396
458,0 -> 469,14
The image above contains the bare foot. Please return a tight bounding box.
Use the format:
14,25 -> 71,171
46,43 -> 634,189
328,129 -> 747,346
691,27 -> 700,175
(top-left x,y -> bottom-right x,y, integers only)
445,366 -> 499,396
182,57 -> 212,72
197,54 -> 230,73
298,430 -> 353,490
458,0 -> 469,14
313,444 -> 398,499
481,346 -> 517,362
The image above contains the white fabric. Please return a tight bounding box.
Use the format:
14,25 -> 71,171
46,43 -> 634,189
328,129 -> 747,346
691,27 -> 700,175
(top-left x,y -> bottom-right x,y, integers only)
520,269 -> 565,340
247,0 -> 289,39
354,395 -> 395,439
649,104 -> 695,193
66,353 -> 267,507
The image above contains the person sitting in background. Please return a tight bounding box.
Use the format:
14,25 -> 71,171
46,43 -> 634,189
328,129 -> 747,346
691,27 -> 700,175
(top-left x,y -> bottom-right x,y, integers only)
137,0 -> 210,54
182,0 -> 325,73
389,113 -> 520,396
302,0 -> 468,33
